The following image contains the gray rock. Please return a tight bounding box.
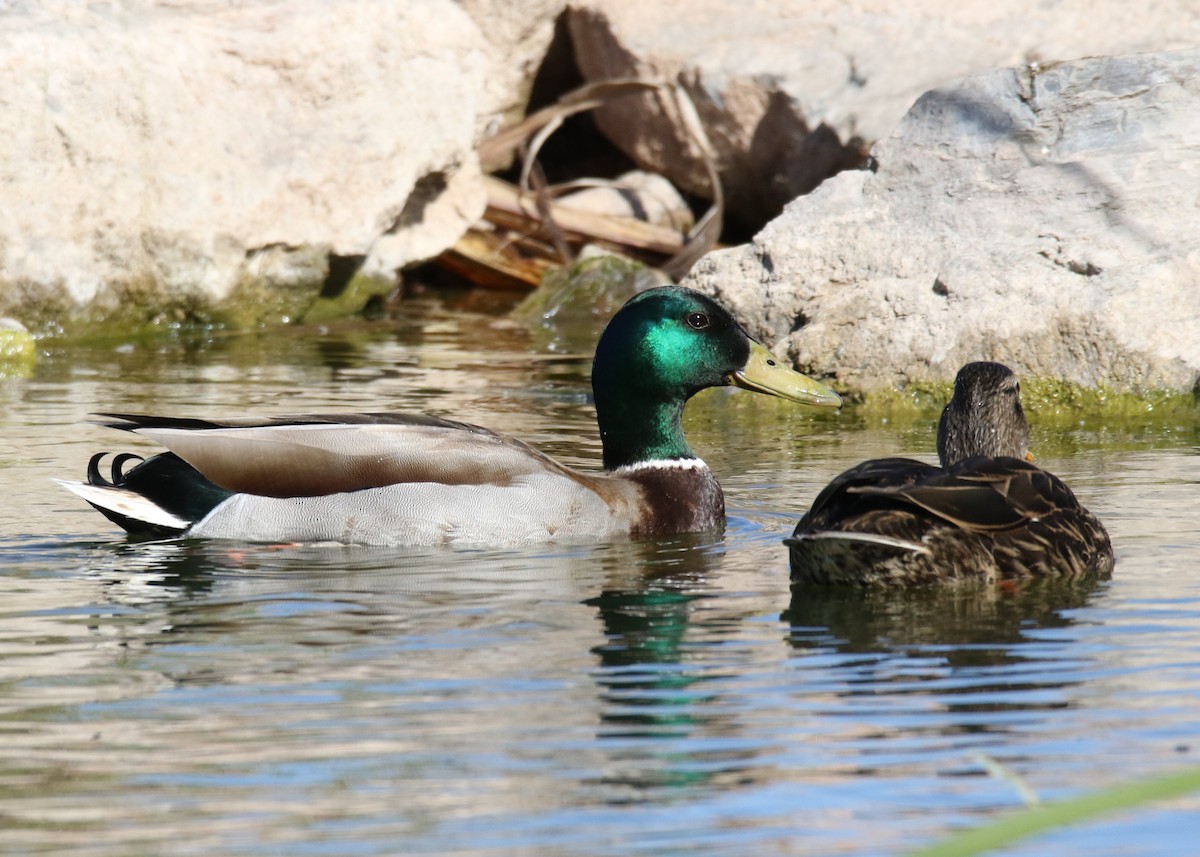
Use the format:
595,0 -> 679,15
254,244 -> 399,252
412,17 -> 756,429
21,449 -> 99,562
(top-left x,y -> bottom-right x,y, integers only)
684,50 -> 1200,395
0,0 -> 488,324
568,0 -> 1200,233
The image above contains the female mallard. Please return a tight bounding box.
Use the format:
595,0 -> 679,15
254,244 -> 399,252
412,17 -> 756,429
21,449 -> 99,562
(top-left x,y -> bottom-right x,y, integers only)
786,361 -> 1114,585
61,286 -> 841,545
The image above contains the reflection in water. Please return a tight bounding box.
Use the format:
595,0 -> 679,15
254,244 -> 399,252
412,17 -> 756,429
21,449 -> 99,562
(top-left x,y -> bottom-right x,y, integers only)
784,578 -> 1104,657
586,537 -> 768,798
85,539 -> 221,601
781,578 -> 1108,778
584,561 -> 1112,803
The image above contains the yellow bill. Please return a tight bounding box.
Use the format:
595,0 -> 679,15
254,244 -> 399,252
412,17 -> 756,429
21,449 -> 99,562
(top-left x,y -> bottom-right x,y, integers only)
730,341 -> 842,408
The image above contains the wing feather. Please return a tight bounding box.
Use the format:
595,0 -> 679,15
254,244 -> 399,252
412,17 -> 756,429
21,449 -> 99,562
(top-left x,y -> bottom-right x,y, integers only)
102,413 -> 575,498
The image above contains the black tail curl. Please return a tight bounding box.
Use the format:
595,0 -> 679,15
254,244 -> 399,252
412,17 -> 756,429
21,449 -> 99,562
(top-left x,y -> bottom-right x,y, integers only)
82,451 -> 233,537
87,452 -> 146,488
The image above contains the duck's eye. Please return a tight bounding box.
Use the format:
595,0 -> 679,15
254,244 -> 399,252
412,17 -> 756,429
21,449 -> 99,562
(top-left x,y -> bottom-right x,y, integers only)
686,312 -> 711,330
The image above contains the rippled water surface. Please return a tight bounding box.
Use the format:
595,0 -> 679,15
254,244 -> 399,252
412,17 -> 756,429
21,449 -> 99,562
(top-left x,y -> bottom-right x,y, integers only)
3,294 -> 1199,856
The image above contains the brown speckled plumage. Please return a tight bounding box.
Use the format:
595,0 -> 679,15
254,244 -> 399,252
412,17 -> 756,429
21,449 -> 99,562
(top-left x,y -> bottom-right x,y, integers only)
787,362 -> 1114,586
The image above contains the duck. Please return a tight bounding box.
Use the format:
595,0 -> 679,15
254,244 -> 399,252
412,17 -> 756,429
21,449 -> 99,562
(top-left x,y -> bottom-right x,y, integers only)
60,286 -> 842,546
785,361 -> 1114,586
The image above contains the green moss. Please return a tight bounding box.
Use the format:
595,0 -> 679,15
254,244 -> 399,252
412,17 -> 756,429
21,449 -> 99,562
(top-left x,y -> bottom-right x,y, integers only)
0,323 -> 36,378
5,275 -> 251,343
857,380 -> 953,418
301,272 -> 395,325
1020,376 -> 1199,420
3,252 -> 398,344
859,376 -> 1200,424
514,254 -> 667,352
844,373 -> 1200,456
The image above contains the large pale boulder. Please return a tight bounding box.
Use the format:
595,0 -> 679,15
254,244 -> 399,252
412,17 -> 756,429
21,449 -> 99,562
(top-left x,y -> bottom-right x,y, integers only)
458,0 -> 571,134
0,0 -> 488,326
684,49 -> 1200,395
568,0 -> 1200,233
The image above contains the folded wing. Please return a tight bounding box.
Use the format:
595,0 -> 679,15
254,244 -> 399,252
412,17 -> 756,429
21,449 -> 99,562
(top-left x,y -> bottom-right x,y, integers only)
99,412 -> 573,498
847,456 -> 1071,533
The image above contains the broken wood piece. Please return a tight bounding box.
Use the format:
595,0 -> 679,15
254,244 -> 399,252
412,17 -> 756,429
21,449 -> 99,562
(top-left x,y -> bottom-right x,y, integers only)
437,227 -> 557,290
483,176 -> 685,257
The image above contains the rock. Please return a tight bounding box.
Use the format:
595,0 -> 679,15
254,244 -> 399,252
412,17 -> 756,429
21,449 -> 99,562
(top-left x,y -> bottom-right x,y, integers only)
683,50 -> 1200,395
0,0 -> 488,330
458,0 -> 571,134
0,317 -> 36,377
568,0 -> 1200,234
513,251 -> 666,353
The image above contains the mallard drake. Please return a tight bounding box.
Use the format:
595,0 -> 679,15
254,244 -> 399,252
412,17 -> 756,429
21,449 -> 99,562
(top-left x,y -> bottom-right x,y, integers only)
786,361 -> 1114,585
60,286 -> 841,545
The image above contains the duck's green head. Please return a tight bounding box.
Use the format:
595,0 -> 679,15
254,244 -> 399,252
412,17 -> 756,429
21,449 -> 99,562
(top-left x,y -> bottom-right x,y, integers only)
591,286 -> 841,470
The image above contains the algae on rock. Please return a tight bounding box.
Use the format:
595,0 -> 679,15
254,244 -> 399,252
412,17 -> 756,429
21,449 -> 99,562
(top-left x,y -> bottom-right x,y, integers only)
0,318 -> 36,378
513,254 -> 667,352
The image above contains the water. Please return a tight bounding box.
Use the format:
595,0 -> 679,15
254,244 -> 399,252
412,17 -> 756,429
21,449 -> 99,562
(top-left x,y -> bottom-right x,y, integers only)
2,293 -> 1199,856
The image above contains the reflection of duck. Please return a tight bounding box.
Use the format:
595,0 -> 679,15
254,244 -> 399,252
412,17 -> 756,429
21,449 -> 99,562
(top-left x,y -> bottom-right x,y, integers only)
62,287 -> 840,546
783,575 -> 1103,659
787,362 -> 1114,585
586,538 -> 742,792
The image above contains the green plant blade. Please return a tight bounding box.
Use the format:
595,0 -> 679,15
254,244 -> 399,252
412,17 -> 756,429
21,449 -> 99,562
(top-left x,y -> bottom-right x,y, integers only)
911,765 -> 1200,857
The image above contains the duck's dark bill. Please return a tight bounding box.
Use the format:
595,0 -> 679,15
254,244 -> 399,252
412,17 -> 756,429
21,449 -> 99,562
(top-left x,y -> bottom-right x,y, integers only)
730,341 -> 842,408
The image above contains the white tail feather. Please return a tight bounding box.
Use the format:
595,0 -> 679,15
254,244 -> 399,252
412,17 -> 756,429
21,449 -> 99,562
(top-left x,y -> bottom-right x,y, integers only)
784,531 -> 931,555
55,479 -> 190,530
